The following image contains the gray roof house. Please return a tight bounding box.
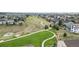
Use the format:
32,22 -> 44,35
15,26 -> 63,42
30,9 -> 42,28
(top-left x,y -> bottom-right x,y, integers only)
7,20 -> 15,24
0,19 -> 15,25
64,22 -> 79,33
0,19 -> 6,24
71,24 -> 79,33
64,22 -> 74,31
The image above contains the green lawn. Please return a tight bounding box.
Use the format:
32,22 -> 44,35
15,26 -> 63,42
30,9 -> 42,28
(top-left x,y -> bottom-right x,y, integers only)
0,31 -> 55,47
44,38 -> 57,47
49,28 -> 57,33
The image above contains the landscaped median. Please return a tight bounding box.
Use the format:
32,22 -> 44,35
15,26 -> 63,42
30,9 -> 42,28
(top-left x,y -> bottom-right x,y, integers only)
0,30 -> 57,47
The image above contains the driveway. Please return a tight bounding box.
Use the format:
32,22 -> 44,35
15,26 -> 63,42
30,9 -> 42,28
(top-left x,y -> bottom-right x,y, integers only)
57,40 -> 67,47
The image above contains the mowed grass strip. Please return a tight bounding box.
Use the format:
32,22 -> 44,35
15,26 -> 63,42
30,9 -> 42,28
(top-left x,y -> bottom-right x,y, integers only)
0,31 -> 53,47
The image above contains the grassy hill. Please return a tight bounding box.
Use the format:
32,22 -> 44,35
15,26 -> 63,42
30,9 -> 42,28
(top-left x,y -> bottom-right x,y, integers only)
0,16 -> 50,40
26,16 -> 50,28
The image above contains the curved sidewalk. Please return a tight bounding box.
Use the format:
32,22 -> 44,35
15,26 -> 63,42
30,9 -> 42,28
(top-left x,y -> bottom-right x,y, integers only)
0,29 -> 51,43
41,31 -> 56,47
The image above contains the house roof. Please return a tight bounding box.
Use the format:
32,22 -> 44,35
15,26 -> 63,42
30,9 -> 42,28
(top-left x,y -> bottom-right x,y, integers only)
0,19 -> 14,22
64,40 -> 79,47
72,24 -> 79,29
0,19 -> 8,21
64,22 -> 74,29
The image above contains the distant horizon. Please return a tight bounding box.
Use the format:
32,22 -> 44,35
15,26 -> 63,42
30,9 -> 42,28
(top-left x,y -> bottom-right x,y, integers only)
1,12 -> 79,14
0,12 -> 79,16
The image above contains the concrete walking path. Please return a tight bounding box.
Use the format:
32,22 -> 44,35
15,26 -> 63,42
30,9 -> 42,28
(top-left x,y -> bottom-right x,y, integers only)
42,31 -> 56,47
0,28 -> 57,47
0,28 -> 51,43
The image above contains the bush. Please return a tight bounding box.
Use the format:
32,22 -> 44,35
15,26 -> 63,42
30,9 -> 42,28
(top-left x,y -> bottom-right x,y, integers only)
53,43 -> 57,47
49,24 -> 52,27
45,25 -> 49,29
63,32 -> 67,37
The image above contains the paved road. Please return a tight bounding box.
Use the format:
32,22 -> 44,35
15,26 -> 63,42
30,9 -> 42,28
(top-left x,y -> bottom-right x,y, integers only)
41,31 -> 56,47
57,40 -> 67,47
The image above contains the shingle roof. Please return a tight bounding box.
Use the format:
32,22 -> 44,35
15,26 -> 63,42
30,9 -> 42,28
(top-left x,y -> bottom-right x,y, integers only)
64,40 -> 79,47
64,22 -> 74,29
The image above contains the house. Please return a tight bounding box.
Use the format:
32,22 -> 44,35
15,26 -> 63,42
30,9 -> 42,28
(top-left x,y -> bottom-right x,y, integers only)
71,24 -> 79,33
64,22 -> 79,33
0,19 -> 15,25
0,19 -> 6,24
7,20 -> 15,24
64,22 -> 74,31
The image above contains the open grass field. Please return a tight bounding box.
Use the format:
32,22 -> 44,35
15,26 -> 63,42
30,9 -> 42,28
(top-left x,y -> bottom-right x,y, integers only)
0,31 -> 56,47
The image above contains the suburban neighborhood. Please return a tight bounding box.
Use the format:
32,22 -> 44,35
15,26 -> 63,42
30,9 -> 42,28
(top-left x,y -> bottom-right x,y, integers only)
0,12 -> 79,47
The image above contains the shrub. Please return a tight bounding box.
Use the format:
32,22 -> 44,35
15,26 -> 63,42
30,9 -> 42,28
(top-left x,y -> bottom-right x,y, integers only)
45,25 -> 49,29
63,32 -> 67,37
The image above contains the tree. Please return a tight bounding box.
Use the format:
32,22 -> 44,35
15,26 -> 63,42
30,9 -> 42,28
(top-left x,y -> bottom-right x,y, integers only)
6,22 -> 9,26
53,25 -> 59,30
71,20 -> 75,23
58,20 -> 63,26
14,18 -> 19,22
45,25 -> 49,29
63,32 -> 67,37
26,15 -> 29,17
49,24 -> 52,27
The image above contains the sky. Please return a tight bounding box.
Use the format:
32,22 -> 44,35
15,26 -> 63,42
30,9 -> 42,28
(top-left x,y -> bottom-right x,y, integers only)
0,0 -> 79,13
